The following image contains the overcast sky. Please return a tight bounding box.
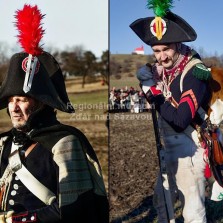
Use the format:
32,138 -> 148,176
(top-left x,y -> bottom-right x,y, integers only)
0,0 -> 108,58
110,0 -> 223,56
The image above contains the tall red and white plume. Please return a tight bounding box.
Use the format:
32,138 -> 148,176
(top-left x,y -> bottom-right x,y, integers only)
14,4 -> 45,93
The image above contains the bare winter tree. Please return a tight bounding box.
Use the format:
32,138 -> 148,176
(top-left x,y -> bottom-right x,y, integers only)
0,42 -> 10,84
97,50 -> 109,85
81,51 -> 97,88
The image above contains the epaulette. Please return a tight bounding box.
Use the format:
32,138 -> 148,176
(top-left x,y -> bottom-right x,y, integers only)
192,63 -> 212,81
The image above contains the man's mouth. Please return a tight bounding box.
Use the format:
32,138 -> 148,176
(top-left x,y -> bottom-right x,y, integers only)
162,59 -> 169,64
12,115 -> 23,120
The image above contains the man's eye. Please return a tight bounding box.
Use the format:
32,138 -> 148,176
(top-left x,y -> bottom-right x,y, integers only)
20,98 -> 28,102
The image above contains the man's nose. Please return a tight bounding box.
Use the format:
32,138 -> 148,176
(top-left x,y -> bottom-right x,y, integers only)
160,52 -> 167,61
11,102 -> 20,112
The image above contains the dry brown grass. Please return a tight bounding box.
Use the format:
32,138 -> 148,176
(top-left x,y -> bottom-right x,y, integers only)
65,76 -> 108,93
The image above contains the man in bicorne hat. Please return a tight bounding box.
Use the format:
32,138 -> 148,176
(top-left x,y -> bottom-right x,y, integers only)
0,4 -> 108,223
130,3 -> 211,223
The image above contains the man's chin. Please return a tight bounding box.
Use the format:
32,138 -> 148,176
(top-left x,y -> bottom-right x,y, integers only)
12,121 -> 27,130
162,62 -> 173,69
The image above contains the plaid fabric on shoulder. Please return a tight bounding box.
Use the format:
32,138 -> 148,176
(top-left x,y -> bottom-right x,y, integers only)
52,135 -> 93,207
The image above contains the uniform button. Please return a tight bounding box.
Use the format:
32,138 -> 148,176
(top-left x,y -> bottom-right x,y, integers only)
22,218 -> 26,222
11,190 -> 17,196
15,176 -> 19,180
31,216 -> 35,220
13,184 -> 19,190
9,199 -> 14,205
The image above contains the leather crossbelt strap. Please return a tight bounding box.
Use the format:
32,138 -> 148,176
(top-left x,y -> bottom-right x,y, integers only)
9,142 -> 56,205
179,58 -> 202,92
180,58 -> 209,120
179,59 -> 209,144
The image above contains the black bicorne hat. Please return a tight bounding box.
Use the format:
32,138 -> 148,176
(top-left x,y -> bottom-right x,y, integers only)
0,52 -> 74,113
130,11 -> 197,46
0,4 -> 74,113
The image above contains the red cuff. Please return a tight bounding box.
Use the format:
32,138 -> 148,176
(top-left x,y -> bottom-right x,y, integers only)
150,85 -> 162,96
12,212 -> 37,223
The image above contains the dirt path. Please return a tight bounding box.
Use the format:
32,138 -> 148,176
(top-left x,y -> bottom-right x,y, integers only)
109,112 -> 223,223
109,112 -> 159,222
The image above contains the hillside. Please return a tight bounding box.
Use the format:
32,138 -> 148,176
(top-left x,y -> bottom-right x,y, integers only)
110,54 -> 154,90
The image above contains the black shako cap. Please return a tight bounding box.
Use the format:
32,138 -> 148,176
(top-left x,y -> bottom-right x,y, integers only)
130,11 -> 197,46
0,52 -> 74,113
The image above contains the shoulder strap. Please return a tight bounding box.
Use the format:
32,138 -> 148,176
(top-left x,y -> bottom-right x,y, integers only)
0,136 -> 9,151
9,142 -> 56,205
180,58 -> 203,92
0,136 -> 8,160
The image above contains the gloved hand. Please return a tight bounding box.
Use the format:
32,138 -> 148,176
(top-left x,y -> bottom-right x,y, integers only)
136,64 -> 155,93
137,64 -> 163,96
137,64 -> 164,109
136,63 -> 153,81
0,211 -> 14,223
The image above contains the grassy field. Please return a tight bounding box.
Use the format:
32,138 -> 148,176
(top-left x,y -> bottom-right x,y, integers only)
110,75 -> 140,91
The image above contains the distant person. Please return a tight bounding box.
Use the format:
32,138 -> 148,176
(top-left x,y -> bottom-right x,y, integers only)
138,90 -> 145,112
131,1 -> 212,222
0,4 -> 108,223
132,91 -> 140,113
120,88 -> 128,111
109,89 -> 116,110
